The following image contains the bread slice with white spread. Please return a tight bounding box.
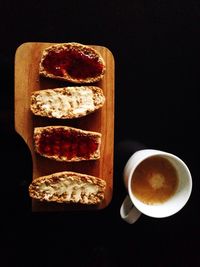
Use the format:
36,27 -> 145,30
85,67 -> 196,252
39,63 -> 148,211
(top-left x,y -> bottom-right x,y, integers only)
39,42 -> 106,84
29,171 -> 106,204
34,126 -> 101,162
30,86 -> 105,119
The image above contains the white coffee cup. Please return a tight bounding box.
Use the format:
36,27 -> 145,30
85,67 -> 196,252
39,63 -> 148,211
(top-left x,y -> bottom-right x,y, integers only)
120,149 -> 192,224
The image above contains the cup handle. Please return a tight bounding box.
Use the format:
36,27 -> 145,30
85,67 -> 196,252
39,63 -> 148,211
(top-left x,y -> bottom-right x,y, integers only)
120,195 -> 142,224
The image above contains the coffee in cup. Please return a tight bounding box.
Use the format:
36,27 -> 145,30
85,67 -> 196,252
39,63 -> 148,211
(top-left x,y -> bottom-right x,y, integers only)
131,155 -> 178,205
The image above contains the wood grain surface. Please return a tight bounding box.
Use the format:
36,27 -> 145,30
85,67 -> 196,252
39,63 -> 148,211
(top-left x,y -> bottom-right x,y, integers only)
14,42 -> 115,211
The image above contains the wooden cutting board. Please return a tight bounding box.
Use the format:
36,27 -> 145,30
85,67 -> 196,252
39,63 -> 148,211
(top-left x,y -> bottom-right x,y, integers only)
14,42 -> 115,211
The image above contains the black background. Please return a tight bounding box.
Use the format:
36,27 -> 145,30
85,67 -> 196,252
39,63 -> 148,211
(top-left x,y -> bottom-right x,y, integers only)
0,0 -> 199,266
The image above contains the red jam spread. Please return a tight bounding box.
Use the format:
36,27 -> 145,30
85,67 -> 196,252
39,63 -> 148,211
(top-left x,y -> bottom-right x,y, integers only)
42,47 -> 104,79
38,128 -> 99,159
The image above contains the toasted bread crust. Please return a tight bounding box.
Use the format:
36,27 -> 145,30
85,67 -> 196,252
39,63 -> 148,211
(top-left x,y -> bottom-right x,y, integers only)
29,171 -> 106,204
39,42 -> 106,83
30,86 -> 105,119
34,126 -> 101,162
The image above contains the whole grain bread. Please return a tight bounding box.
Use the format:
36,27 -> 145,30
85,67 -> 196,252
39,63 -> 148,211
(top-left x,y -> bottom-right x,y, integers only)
29,171 -> 106,204
39,42 -> 106,83
34,126 -> 101,162
30,86 -> 105,119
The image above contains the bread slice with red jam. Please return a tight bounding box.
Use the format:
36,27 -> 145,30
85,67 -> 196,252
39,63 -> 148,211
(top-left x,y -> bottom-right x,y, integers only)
29,171 -> 106,204
39,42 -> 106,84
30,86 -> 105,119
34,126 -> 101,162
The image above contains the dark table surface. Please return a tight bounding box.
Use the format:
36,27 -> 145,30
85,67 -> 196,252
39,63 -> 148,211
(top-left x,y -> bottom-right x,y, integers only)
0,1 -> 199,266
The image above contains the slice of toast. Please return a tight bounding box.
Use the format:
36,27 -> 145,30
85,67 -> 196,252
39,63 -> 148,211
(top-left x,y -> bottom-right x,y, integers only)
39,42 -> 106,83
34,126 -> 101,161
30,86 -> 105,119
29,171 -> 106,204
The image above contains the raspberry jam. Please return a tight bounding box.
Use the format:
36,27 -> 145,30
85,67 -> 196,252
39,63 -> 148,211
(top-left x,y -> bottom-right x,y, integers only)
38,128 -> 99,160
42,47 -> 104,79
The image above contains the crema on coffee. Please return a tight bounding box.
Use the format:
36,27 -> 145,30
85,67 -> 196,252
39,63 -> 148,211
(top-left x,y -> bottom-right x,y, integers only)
131,156 -> 178,205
